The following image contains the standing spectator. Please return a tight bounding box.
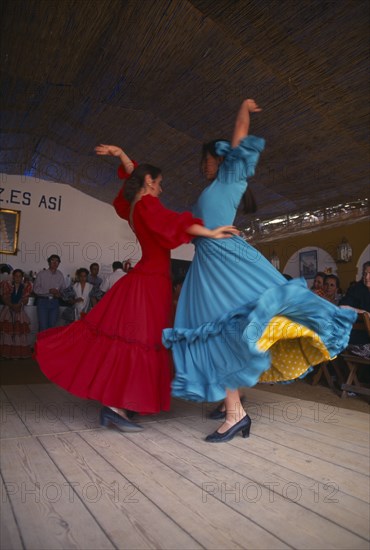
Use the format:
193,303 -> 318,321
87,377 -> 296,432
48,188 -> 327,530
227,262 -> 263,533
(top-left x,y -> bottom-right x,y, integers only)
33,255 -> 66,331
0,265 -> 12,304
87,262 -> 103,306
88,262 -> 102,287
0,269 -> 33,358
0,265 -> 12,282
100,261 -> 125,293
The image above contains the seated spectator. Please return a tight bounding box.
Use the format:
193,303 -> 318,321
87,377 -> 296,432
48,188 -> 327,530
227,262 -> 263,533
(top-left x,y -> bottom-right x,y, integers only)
311,271 -> 326,297
72,268 -> 94,319
61,268 -> 94,322
87,262 -> 103,306
340,261 -> 370,345
0,269 -> 32,358
323,274 -> 341,305
100,261 -> 125,293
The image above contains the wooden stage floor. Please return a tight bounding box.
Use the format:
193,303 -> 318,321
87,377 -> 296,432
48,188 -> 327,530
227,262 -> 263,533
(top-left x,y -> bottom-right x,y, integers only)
1,384 -> 369,550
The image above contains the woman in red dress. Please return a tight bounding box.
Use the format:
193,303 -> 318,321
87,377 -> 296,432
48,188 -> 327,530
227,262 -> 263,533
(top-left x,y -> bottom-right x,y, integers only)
35,162 -> 237,431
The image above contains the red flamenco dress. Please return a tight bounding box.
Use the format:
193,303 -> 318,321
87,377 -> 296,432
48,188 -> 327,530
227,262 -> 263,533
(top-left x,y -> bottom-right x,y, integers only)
35,190 -> 201,413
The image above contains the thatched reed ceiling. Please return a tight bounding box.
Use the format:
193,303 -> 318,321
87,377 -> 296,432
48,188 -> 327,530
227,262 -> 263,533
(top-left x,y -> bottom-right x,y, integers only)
0,0 -> 369,227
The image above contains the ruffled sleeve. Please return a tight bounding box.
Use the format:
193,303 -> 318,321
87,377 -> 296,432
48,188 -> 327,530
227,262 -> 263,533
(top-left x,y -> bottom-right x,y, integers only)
117,161 -> 138,181
216,135 -> 265,185
113,162 -> 139,220
113,187 -> 130,220
137,195 -> 203,249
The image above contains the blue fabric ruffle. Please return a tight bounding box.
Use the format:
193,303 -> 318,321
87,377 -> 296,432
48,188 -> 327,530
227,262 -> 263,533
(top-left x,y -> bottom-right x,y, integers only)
163,278 -> 357,402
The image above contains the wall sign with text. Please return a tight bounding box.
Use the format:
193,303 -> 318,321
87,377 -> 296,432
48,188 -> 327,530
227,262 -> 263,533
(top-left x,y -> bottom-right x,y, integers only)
0,187 -> 62,211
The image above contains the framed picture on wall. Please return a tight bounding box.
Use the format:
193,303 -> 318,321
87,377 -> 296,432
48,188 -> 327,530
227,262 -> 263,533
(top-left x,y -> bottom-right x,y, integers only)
299,250 -> 317,279
0,209 -> 21,255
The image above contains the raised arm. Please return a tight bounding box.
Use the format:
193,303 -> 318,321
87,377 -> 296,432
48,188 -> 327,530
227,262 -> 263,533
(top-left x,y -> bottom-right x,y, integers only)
231,99 -> 262,148
94,144 -> 135,175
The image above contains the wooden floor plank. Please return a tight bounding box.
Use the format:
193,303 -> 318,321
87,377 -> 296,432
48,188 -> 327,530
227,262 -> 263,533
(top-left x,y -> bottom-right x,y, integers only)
1,437 -> 115,549
252,408 -> 369,458
126,421 -> 369,550
245,394 -> 370,437
26,384 -> 101,432
1,385 -> 72,436
255,417 -> 369,475
0,387 -> 30,439
245,397 -> 370,453
0,473 -> 24,550
38,431 -> 203,550
80,428 -> 289,550
245,388 -> 370,431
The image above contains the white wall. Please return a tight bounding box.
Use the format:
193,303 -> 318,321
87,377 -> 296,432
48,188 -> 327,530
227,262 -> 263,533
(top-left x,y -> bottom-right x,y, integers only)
0,174 -> 194,278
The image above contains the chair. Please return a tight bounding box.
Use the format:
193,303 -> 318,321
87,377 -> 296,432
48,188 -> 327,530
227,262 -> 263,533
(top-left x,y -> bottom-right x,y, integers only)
312,358 -> 344,392
312,312 -> 370,396
340,312 -> 370,398
340,354 -> 370,398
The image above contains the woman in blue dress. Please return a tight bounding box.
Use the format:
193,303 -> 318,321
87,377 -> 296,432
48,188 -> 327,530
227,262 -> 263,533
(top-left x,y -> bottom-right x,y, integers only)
162,99 -> 357,443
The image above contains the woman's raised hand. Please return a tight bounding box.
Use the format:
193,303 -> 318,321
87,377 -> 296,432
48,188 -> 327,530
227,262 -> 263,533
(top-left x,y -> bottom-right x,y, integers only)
95,144 -> 136,177
244,99 -> 262,113
94,144 -> 123,157
231,99 -> 262,147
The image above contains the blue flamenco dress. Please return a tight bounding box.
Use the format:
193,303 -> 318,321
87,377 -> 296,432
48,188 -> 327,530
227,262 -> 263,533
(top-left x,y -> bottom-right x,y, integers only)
162,136 -> 357,402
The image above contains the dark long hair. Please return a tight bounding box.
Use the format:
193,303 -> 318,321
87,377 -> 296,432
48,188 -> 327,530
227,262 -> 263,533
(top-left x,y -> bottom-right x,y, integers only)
124,164 -> 162,204
201,140 -> 257,214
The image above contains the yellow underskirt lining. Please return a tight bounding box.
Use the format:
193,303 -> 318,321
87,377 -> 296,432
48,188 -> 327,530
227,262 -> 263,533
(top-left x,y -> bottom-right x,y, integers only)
257,316 -> 332,383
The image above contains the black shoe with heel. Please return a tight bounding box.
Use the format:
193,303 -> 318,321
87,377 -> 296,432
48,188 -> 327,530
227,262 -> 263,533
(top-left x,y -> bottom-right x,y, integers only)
100,406 -> 143,432
205,414 -> 251,443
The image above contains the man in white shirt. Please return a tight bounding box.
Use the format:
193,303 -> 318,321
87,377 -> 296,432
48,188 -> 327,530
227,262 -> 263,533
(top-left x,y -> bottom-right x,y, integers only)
33,255 -> 66,331
100,261 -> 126,293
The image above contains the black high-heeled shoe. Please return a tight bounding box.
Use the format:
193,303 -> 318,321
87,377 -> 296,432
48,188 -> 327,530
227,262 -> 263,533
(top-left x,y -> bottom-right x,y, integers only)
205,414 -> 251,443
100,406 -> 143,432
